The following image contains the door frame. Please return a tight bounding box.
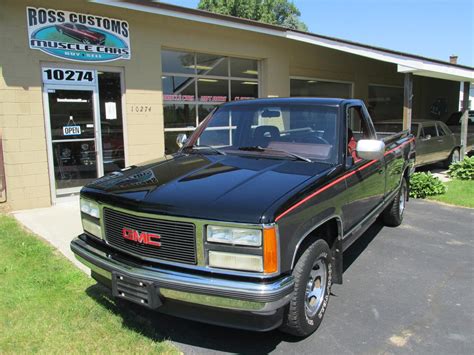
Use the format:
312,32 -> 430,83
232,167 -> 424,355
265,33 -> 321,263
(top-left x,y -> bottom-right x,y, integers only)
41,63 -> 127,204
42,83 -> 103,203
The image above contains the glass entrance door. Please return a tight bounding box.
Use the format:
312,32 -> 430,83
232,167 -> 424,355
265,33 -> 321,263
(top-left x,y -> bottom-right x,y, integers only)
46,88 -> 101,197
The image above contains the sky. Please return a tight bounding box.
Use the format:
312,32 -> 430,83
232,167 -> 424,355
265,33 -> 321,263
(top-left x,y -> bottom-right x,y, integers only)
161,0 -> 474,66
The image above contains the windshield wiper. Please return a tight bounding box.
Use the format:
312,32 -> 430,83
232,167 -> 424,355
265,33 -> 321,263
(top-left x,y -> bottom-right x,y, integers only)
238,146 -> 311,162
183,144 -> 226,155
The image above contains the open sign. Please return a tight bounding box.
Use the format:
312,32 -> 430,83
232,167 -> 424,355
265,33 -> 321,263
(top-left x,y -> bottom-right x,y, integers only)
63,125 -> 81,136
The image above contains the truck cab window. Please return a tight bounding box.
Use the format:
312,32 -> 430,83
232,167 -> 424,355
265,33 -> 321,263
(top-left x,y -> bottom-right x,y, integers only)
194,103 -> 339,163
347,106 -> 371,163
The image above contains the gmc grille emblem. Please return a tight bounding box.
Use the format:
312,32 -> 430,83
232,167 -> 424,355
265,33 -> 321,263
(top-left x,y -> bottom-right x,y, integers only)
122,227 -> 161,247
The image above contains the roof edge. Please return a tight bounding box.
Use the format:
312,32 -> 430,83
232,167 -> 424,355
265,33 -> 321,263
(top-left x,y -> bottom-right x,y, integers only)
91,0 -> 474,73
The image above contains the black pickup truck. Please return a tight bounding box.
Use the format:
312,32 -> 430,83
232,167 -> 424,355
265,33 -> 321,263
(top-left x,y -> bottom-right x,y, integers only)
71,98 -> 415,337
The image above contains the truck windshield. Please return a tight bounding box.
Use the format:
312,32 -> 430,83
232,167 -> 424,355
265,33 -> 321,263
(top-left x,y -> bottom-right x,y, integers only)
187,103 -> 339,163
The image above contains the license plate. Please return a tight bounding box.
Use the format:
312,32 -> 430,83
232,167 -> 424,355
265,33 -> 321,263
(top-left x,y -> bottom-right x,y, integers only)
112,272 -> 162,309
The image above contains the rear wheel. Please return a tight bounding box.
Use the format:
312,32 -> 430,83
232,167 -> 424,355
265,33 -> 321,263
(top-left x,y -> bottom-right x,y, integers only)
280,239 -> 332,337
444,148 -> 460,168
382,178 -> 407,227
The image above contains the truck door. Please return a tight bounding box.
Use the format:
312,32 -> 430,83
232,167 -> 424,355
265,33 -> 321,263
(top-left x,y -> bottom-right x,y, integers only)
341,105 -> 385,233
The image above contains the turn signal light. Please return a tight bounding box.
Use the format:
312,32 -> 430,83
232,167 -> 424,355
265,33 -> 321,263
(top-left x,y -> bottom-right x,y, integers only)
263,227 -> 278,273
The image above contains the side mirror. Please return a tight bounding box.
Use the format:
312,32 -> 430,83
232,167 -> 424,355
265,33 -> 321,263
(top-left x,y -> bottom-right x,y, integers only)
176,133 -> 188,148
356,139 -> 385,160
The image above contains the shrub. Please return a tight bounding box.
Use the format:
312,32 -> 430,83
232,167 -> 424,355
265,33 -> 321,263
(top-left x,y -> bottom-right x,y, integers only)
409,172 -> 446,198
448,156 -> 474,180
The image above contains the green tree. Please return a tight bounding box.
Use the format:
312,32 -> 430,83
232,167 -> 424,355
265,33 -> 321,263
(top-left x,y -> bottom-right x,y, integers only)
198,0 -> 308,31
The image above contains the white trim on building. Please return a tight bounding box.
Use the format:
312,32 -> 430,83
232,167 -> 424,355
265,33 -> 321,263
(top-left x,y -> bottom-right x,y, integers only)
92,0 -> 474,83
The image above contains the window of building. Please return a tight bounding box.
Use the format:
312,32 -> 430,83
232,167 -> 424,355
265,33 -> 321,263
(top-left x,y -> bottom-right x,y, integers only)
368,85 -> 403,121
162,49 -> 260,154
290,78 -> 352,99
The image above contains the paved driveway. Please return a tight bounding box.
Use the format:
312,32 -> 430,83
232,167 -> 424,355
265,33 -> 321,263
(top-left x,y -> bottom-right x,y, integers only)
85,200 -> 473,354
15,198 -> 473,354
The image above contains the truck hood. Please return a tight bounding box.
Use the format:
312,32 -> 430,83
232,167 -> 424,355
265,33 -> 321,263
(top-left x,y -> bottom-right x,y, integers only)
82,153 -> 333,224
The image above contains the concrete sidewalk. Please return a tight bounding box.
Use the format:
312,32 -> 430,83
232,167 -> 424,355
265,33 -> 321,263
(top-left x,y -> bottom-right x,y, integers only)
13,197 -> 88,273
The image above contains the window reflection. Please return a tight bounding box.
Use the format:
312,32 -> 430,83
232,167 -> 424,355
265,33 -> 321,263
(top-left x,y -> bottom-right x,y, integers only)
196,53 -> 228,76
162,49 -> 195,74
368,85 -> 403,121
163,104 -> 196,128
291,79 -> 352,98
99,72 -> 125,174
162,76 -> 196,101
230,57 -> 258,78
231,80 -> 258,101
161,50 -> 259,154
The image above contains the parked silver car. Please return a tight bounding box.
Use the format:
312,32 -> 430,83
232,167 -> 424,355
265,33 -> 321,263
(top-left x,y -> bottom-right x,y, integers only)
374,120 -> 473,168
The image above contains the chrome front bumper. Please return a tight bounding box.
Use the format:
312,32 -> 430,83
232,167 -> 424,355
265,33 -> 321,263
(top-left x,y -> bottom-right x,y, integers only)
71,236 -> 294,313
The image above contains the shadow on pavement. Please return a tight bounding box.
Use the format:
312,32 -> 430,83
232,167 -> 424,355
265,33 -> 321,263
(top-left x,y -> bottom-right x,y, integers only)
343,219 -> 384,272
85,221 -> 385,353
86,284 -> 298,353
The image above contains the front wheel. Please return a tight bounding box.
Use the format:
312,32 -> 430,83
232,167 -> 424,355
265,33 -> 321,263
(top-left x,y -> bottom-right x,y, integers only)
382,178 -> 408,227
280,239 -> 332,337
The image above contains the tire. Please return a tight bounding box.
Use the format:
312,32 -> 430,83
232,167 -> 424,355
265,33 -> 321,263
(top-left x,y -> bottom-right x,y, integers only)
382,178 -> 407,227
280,239 -> 332,337
444,148 -> 460,168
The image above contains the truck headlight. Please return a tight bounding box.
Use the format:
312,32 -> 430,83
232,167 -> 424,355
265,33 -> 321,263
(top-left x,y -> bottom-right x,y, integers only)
208,251 -> 263,272
80,198 -> 101,239
207,226 -> 262,246
80,198 -> 100,218
82,218 -> 102,239
206,226 -> 278,274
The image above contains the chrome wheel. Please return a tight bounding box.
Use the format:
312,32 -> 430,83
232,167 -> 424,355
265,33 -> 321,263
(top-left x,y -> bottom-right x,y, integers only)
305,259 -> 327,318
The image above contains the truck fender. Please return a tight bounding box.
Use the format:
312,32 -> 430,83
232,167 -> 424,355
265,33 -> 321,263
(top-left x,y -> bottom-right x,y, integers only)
290,216 -> 344,284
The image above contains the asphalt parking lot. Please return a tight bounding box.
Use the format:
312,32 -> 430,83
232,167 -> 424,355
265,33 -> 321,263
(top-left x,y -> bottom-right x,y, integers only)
87,200 -> 474,354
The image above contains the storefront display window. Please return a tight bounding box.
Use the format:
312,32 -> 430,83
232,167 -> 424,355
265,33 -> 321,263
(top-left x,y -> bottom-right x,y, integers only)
198,78 -> 229,102
162,49 -> 260,154
162,50 -> 195,75
198,104 -> 217,122
231,58 -> 259,78
163,104 -> 196,128
368,85 -> 403,121
231,80 -> 259,101
290,78 -> 352,99
162,76 -> 196,101
196,53 -> 228,76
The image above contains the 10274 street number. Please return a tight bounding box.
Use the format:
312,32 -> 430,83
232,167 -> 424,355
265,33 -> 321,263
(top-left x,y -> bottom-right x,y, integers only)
42,68 -> 96,85
130,105 -> 152,113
